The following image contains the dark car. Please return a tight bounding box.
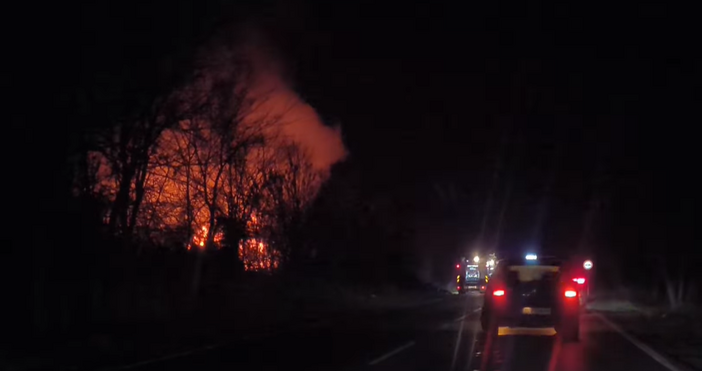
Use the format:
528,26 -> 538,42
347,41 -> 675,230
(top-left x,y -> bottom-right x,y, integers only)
480,255 -> 581,341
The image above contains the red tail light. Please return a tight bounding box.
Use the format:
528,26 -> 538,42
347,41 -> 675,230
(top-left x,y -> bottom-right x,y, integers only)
457,286 -> 461,291
572,278 -> 585,285
564,290 -> 577,298
456,264 -> 460,269
480,285 -> 485,290
493,289 -> 505,296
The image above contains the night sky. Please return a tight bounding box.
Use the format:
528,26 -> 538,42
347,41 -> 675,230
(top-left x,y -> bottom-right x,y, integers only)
259,0 -> 697,260
9,0 -> 698,280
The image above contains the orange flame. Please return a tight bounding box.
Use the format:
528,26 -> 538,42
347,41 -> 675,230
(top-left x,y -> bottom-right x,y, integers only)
84,44 -> 345,271
189,225 -> 223,250
238,238 -> 280,271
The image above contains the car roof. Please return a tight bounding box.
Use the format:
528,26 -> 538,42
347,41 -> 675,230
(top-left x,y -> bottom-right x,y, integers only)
497,255 -> 564,266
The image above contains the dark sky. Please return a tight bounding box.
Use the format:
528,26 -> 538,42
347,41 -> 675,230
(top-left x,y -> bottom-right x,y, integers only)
11,0 -> 697,272
252,0 -> 697,260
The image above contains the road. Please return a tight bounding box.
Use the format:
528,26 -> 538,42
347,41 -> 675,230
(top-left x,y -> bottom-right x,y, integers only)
116,293 -> 683,371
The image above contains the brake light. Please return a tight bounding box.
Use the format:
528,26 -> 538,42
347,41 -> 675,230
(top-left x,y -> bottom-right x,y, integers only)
456,264 -> 460,269
493,289 -> 505,296
572,278 -> 585,285
480,285 -> 485,290
564,290 -> 577,298
457,286 -> 461,291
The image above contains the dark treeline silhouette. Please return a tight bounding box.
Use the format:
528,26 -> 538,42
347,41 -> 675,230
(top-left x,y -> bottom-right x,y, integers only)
4,0 -> 423,353
6,0 -> 282,347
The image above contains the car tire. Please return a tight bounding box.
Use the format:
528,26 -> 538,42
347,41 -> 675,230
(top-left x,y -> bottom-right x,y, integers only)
560,320 -> 579,342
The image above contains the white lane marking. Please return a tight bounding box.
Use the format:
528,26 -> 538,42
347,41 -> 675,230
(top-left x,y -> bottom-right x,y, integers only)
452,308 -> 482,322
419,297 -> 446,306
98,343 -> 220,370
463,322 -> 482,371
101,298 -> 443,370
368,341 -> 416,366
596,313 -> 684,371
450,311 -> 470,369
98,331 -> 272,370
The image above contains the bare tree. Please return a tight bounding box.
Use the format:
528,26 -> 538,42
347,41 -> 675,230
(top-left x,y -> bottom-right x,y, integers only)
92,91 -> 184,237
81,42 -> 330,280
264,142 -> 322,263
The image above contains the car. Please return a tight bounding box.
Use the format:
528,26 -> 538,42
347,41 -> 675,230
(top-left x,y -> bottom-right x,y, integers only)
480,255 -> 581,341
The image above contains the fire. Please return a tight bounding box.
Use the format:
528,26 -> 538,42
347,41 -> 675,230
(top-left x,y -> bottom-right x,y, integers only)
238,238 -> 280,271
189,225 -> 223,250
81,41 -> 346,272
86,117 -> 316,270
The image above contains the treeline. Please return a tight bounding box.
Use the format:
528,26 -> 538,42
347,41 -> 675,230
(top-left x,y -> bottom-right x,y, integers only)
4,0 -> 422,349
6,0 -> 317,344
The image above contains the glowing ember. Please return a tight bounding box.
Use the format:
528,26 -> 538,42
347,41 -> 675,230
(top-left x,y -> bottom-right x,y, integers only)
238,238 -> 280,271
189,225 -> 223,250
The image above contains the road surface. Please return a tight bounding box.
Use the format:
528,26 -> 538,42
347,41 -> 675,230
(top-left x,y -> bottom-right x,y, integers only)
110,293 -> 684,371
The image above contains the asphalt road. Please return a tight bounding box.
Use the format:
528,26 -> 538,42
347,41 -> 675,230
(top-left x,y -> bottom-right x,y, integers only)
116,293 -> 682,371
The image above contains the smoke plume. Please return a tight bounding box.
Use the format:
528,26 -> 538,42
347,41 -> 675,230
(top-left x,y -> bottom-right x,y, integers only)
238,27 -> 347,171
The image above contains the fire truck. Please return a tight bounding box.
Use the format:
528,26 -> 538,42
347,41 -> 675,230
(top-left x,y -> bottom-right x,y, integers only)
456,253 -> 497,294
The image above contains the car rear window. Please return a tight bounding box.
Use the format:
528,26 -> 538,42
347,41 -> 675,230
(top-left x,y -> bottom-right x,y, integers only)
504,265 -> 559,287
